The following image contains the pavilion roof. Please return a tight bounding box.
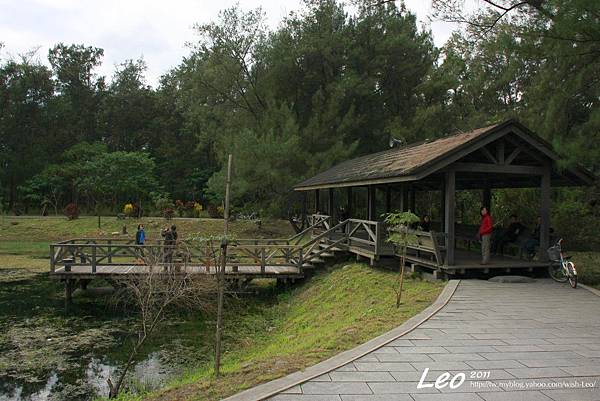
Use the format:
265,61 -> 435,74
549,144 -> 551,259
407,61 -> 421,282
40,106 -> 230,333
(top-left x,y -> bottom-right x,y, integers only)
294,120 -> 595,190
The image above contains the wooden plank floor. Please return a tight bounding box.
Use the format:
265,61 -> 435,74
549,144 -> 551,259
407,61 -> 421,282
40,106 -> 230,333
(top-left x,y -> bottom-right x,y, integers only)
50,264 -> 303,280
442,249 -> 549,270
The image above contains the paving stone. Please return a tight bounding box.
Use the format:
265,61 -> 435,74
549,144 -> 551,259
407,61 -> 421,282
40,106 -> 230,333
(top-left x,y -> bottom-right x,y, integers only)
466,360 -> 527,369
329,372 -> 395,382
479,351 -> 578,360
367,381 -> 439,394
354,362 -> 415,372
506,367 -> 571,379
391,369 -> 515,382
375,353 -> 433,362
356,355 -> 379,362
574,350 -> 600,358
502,338 -> 553,345
340,395 -> 413,401
516,358 -> 592,368
430,353 -> 486,362
411,393 -> 484,401
479,391 -> 554,401
411,361 -> 473,371
492,345 -> 545,352
371,346 -> 399,354
312,374 -> 332,381
387,339 -> 414,347
271,395 -> 342,401
561,366 -> 600,376
442,346 -> 498,353
281,385 -> 302,394
301,382 -> 372,395
395,346 -> 448,354
335,363 -> 358,372
542,389 -> 600,400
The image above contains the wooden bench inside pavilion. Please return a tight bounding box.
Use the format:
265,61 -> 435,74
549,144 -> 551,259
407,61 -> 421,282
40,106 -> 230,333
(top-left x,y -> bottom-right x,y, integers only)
294,119 -> 595,277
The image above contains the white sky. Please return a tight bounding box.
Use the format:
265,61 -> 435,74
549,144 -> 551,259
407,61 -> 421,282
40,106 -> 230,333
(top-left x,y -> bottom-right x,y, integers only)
0,0 -> 462,87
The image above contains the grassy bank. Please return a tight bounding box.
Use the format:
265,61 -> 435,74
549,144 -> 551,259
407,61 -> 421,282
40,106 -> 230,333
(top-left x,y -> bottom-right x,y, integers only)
112,264 -> 444,401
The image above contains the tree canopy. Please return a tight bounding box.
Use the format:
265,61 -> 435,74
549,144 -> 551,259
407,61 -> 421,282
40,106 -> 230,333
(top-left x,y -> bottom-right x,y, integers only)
1,0 -> 598,218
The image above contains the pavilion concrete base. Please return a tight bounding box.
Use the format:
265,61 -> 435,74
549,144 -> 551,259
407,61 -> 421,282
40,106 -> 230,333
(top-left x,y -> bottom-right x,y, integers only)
405,249 -> 549,281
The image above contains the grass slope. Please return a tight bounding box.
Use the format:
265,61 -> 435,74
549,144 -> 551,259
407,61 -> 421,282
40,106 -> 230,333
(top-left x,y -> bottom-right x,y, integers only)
124,264 -> 445,401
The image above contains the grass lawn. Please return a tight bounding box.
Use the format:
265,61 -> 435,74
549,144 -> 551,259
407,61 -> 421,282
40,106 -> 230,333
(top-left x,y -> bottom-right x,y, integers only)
114,263 -> 445,401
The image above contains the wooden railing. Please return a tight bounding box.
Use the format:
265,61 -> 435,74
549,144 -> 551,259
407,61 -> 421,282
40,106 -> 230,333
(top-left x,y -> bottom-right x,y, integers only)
50,238 -> 306,274
49,214 -> 394,275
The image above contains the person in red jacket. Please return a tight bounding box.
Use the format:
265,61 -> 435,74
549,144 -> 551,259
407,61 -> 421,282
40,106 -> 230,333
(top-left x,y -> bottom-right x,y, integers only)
479,206 -> 493,264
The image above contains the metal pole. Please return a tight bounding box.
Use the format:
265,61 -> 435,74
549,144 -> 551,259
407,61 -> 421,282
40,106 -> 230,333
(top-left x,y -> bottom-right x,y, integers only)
215,154 -> 232,377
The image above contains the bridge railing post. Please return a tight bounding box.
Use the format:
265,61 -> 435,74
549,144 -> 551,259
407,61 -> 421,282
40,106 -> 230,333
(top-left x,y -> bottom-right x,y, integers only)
91,246 -> 97,273
50,244 -> 56,273
260,247 -> 266,274
108,239 -> 112,263
374,221 -> 381,255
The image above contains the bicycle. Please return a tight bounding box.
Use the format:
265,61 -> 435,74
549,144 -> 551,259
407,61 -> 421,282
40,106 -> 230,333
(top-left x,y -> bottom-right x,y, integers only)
547,238 -> 577,288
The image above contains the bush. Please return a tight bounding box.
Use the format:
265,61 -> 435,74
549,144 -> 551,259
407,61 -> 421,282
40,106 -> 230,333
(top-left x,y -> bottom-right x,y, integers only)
175,199 -> 186,217
64,203 -> 80,220
123,203 -> 134,217
193,202 -> 203,218
162,207 -> 174,220
153,194 -> 173,215
207,204 -> 223,218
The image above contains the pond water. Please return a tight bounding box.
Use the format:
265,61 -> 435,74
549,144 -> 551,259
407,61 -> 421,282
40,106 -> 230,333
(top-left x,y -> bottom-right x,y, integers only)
0,268 -> 215,401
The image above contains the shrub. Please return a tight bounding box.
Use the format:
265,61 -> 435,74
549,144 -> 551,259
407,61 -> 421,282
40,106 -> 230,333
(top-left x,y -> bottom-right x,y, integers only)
175,199 -> 186,217
193,202 -> 203,218
207,204 -> 223,218
64,203 -> 80,220
153,194 -> 173,215
123,203 -> 134,217
162,207 -> 174,220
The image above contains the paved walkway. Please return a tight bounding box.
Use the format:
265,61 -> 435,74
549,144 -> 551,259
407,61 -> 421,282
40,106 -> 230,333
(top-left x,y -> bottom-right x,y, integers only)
268,280 -> 600,401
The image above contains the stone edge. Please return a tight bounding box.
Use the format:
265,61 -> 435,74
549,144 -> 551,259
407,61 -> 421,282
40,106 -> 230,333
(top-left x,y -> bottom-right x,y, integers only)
580,282 -> 600,297
222,279 -> 461,401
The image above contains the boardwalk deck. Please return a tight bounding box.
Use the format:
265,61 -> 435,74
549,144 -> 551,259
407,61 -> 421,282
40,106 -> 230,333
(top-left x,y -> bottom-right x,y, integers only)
50,264 -> 302,280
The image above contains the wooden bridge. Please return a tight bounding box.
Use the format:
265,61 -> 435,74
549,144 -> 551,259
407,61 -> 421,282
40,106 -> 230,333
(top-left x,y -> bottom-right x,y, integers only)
49,215 -> 393,302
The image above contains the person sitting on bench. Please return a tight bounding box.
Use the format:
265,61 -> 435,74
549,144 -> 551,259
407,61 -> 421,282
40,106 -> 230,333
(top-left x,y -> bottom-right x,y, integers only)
492,214 -> 526,255
522,216 -> 554,260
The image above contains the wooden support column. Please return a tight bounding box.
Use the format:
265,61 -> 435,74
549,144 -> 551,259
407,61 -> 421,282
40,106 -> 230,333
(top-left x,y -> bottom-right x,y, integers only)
367,186 -> 376,221
483,186 -> 492,212
409,185 -> 416,213
440,177 -> 445,226
400,184 -> 409,212
315,189 -> 320,214
347,187 -> 353,218
328,188 -> 334,218
385,186 -> 392,213
540,165 -> 551,262
444,171 -> 456,266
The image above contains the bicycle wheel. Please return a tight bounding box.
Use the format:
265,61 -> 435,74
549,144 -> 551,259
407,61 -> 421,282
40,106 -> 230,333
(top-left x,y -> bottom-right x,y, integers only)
548,262 -> 568,282
567,262 -> 577,288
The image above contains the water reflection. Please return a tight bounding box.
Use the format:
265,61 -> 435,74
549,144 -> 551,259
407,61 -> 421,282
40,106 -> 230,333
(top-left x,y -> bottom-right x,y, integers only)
0,352 -> 175,401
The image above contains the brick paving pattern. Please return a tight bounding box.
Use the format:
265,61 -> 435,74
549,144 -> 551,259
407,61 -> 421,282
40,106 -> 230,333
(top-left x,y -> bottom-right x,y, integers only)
268,280 -> 600,401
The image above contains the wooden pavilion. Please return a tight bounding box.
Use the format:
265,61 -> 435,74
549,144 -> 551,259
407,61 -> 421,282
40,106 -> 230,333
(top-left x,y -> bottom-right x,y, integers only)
294,120 -> 595,276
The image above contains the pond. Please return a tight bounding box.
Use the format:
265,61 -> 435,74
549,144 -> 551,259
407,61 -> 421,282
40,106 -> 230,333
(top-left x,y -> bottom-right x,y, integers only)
0,268 -> 217,401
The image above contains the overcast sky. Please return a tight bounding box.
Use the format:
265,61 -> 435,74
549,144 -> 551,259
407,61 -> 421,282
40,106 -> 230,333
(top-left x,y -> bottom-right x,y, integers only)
0,0 -> 462,87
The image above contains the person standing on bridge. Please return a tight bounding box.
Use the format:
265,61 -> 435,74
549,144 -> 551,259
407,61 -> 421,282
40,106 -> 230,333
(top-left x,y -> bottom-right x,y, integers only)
478,206 -> 493,265
135,224 -> 146,260
161,225 -> 178,269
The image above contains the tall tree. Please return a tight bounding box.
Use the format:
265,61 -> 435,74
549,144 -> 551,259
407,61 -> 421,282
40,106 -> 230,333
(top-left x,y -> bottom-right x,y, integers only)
0,55 -> 54,210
